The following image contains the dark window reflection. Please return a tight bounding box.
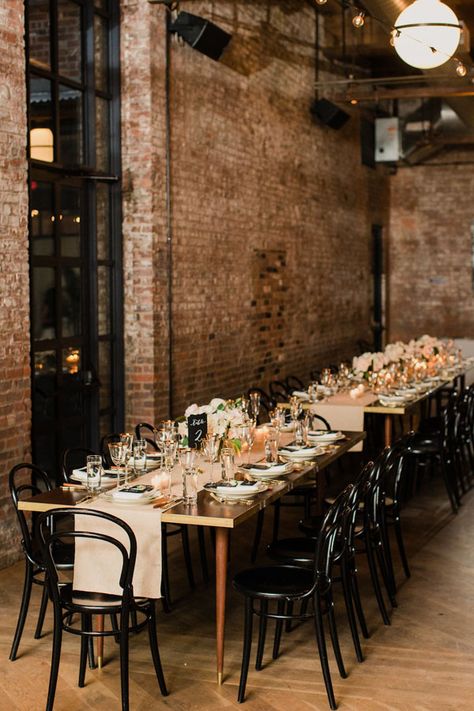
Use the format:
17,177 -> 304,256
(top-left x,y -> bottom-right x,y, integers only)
28,0 -> 51,71
98,266 -> 110,335
58,0 -> 82,82
60,186 -> 81,257
59,84 -> 83,165
62,346 -> 81,375
33,266 -> 56,340
98,341 -> 111,411
31,181 -> 54,256
61,267 -> 81,336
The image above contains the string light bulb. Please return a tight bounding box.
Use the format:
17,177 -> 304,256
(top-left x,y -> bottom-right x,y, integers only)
455,60 -> 468,77
352,11 -> 365,29
314,0 -> 328,5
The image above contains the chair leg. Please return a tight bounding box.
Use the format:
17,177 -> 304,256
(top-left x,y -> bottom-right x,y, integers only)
272,500 -> 281,544
285,600 -> 294,633
34,580 -> 49,639
10,562 -> 34,661
341,561 -> 364,662
349,562 -> 370,639
119,608 -> 130,711
379,513 -> 398,605
374,536 -> 397,608
147,601 -> 168,696
272,600 -> 285,660
181,525 -> 195,589
197,527 -> 209,583
365,533 -> 391,626
46,606 -> 63,711
393,515 -> 411,579
255,600 -> 268,671
313,595 -> 337,711
326,592 -> 347,679
79,615 -> 89,688
439,454 -> 459,514
237,597 -> 253,703
251,510 -> 265,563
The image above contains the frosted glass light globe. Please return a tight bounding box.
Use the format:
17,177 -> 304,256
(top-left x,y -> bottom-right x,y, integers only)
393,0 -> 461,69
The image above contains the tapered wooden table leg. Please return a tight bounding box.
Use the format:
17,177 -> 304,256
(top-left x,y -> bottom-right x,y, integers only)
96,614 -> 104,669
384,416 -> 392,447
215,527 -> 229,685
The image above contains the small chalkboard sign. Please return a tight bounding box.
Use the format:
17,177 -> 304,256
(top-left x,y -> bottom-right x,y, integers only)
187,413 -> 208,448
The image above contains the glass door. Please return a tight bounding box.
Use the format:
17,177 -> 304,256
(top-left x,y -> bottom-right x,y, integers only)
27,0 -> 123,480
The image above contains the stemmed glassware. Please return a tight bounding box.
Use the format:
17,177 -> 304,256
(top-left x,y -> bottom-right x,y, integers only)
270,408 -> 286,433
239,422 -> 256,464
202,433 -> 221,482
249,391 -> 261,424
108,441 -> 127,487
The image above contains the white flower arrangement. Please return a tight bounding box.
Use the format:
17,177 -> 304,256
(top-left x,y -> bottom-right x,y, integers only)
178,397 -> 247,446
352,335 -> 448,380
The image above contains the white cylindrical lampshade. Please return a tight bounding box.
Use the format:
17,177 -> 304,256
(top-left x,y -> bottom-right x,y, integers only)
30,127 -> 54,162
393,0 -> 461,70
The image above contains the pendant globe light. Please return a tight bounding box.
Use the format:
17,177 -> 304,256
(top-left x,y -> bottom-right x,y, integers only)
392,0 -> 461,69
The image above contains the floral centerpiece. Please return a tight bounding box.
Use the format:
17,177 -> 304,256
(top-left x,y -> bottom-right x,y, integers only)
177,397 -> 247,450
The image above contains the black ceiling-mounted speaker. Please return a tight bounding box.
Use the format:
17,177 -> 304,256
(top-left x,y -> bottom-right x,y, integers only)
310,99 -> 350,130
169,11 -> 232,61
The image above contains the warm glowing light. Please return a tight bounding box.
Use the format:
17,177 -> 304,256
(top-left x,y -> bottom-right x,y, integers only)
30,127 -> 54,162
352,12 -> 365,29
393,0 -> 461,69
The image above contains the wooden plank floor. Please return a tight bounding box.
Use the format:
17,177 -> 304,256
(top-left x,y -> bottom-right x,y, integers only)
1,477 -> 473,711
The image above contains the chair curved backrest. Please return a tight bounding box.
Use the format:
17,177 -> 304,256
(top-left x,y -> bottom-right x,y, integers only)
269,380 -> 290,403
61,447 -> 96,483
311,485 -> 353,593
285,375 -> 305,393
37,508 -> 137,604
134,423 -> 159,451
310,413 -> 331,431
9,463 -> 52,566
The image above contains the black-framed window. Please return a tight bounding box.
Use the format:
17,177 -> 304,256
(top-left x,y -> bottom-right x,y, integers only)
26,0 -> 123,480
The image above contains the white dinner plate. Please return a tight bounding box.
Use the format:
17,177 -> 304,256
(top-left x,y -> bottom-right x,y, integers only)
239,462 -> 292,479
307,430 -> 345,443
278,445 -> 320,459
205,481 -> 267,499
100,488 -> 163,505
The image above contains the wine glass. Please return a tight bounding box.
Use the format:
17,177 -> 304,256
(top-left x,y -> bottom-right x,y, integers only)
249,391 -> 261,424
202,434 -> 221,482
240,423 -> 255,464
119,433 -> 133,482
270,408 -> 286,433
108,441 -> 127,487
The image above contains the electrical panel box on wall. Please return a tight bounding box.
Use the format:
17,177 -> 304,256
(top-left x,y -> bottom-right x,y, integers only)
375,117 -> 400,162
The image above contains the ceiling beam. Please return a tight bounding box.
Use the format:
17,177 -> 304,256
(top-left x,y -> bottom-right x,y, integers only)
328,85 -> 474,102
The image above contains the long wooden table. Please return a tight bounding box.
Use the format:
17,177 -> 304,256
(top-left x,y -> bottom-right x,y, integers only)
18,430 -> 365,685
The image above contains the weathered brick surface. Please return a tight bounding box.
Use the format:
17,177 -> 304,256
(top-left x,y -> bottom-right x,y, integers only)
389,154 -> 474,341
121,0 -> 389,423
0,0 -> 31,567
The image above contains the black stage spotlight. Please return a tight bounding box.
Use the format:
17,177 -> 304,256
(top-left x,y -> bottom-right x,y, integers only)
169,11 -> 232,61
310,99 -> 350,130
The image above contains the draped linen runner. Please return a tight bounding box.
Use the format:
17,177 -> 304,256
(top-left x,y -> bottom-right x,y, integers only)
310,391 -> 377,452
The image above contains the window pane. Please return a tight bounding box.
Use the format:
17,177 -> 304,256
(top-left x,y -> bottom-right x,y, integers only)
61,267 -> 81,336
98,341 -> 111,411
95,96 -> 109,171
30,76 -> 54,162
95,0 -> 108,11
34,350 -> 56,376
32,266 -> 56,340
96,183 -> 110,259
28,0 -> 51,71
59,84 -> 83,165
31,181 -> 54,256
60,186 -> 81,256
99,412 -> 113,440
58,0 -> 82,82
94,14 -> 108,92
98,266 -> 110,335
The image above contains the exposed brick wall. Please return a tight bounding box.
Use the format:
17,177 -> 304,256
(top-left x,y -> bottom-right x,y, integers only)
389,153 -> 474,341
0,0 -> 31,567
121,0 -> 390,422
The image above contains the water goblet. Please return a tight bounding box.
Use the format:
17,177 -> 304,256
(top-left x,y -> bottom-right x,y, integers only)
86,455 -> 102,496
108,441 -> 126,488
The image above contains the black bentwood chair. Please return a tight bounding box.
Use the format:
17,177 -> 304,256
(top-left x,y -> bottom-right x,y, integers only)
62,447 -> 97,483
37,508 -> 168,711
233,497 -> 348,709
8,463 -> 75,662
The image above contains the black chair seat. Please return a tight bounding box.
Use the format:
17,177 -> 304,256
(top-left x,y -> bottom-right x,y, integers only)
267,537 -> 315,565
233,565 -> 313,599
408,433 -> 442,455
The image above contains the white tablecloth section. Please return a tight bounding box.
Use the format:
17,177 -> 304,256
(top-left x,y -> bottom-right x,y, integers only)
311,391 -> 377,452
